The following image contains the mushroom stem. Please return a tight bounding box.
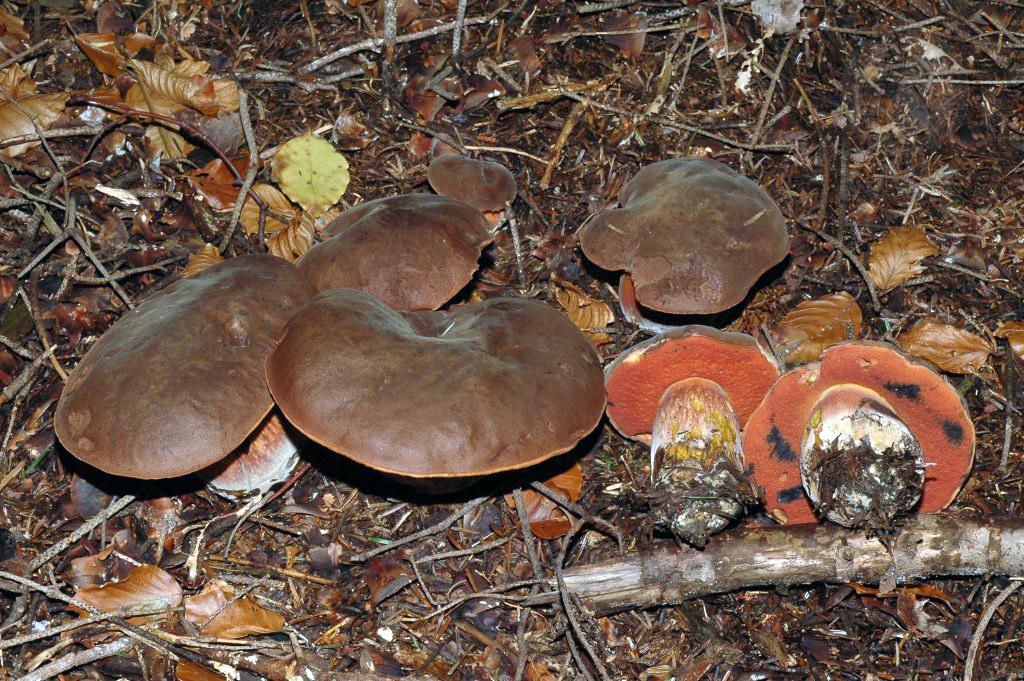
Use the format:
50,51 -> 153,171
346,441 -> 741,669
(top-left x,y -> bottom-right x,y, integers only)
199,412 -> 303,498
801,385 -> 925,528
650,377 -> 750,547
617,274 -> 680,335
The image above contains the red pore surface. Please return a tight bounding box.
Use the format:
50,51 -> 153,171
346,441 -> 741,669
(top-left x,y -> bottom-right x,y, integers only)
604,326 -> 779,441
743,341 -> 975,524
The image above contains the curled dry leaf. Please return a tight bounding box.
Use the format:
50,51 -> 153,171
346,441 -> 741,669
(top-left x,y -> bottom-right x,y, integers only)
75,564 -> 183,616
184,579 -> 285,639
332,112 -> 374,150
0,64 -> 36,99
129,58 -> 219,116
272,133 -> 350,217
995,321 -> 1024,362
187,157 -> 253,210
76,33 -> 126,77
0,7 -> 29,49
554,282 -> 615,330
363,556 -> 414,610
601,12 -> 648,59
266,215 -> 314,262
770,292 -> 862,364
0,93 -> 70,158
505,463 -> 584,540
239,183 -> 299,236
897,319 -> 992,374
867,226 -> 939,291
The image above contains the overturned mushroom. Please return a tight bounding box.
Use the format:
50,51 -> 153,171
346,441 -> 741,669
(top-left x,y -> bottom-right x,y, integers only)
743,342 -> 975,525
604,326 -> 779,545
266,289 -> 605,488
55,256 -> 315,495
427,153 -> 517,221
580,157 -> 790,317
297,194 -> 493,310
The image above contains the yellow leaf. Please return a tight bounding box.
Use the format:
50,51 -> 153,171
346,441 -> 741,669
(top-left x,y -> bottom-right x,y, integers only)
771,292 -> 863,364
897,319 -> 991,374
867,226 -> 939,291
182,244 -> 224,277
995,321 -> 1024,362
238,183 -> 298,235
75,565 -> 182,616
0,93 -> 70,157
266,215 -> 314,262
129,58 -> 219,116
76,33 -> 126,77
271,133 -> 349,217
184,580 -> 285,639
554,282 -> 615,330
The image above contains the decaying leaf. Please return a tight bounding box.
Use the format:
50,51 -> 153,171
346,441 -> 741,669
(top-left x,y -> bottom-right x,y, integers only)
76,33 -> 127,77
555,282 -> 615,330
332,111 -> 374,150
75,564 -> 182,615
187,157 -> 253,210
995,321 -> 1024,362
0,64 -> 37,99
897,319 -> 991,374
182,245 -> 224,278
0,7 -> 29,49
505,463 -> 584,540
271,133 -> 349,217
239,183 -> 299,236
867,226 -> 939,291
129,58 -> 219,116
0,93 -> 70,158
770,292 -> 863,364
184,580 -> 285,639
601,12 -> 648,59
363,556 -> 414,609
266,215 -> 314,262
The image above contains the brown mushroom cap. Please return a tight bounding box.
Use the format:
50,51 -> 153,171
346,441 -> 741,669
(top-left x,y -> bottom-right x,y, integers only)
579,157 -> 790,314
55,255 -> 316,479
266,289 -> 606,478
296,194 -> 493,311
604,325 -> 780,442
743,341 -> 975,524
427,154 -> 517,213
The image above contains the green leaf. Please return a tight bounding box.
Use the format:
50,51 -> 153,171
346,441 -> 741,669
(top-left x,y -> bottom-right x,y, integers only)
271,133 -> 349,217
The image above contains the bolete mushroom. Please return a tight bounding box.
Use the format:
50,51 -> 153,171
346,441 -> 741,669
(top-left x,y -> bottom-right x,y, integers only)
266,289 -> 605,487
55,255 -> 316,495
603,326 -> 779,545
742,341 -> 975,525
296,194 -> 493,311
427,153 -> 517,220
579,157 -> 790,316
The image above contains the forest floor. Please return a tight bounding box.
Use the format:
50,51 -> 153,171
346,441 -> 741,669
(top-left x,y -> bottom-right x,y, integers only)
1,0 -> 1024,679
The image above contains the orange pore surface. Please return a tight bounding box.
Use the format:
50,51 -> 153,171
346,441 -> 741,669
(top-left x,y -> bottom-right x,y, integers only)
742,342 -> 975,524
605,327 -> 780,439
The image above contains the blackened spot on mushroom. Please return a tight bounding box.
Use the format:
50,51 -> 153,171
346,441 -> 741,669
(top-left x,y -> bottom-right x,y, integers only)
943,420 -> 965,445
745,462 -> 756,476
767,425 -> 797,462
885,381 -> 921,401
776,485 -> 804,503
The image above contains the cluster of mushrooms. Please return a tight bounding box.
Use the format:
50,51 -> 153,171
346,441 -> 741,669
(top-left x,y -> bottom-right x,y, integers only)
54,154 -> 975,548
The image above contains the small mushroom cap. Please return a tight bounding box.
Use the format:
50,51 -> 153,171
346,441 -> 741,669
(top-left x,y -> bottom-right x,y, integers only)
55,255 -> 316,479
743,341 -> 975,524
266,289 -> 606,478
198,411 -> 303,498
579,157 -> 790,314
604,325 -> 780,443
296,194 -> 493,311
427,154 -> 517,213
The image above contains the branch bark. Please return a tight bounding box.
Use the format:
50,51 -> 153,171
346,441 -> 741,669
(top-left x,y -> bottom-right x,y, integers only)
526,515 -> 1024,614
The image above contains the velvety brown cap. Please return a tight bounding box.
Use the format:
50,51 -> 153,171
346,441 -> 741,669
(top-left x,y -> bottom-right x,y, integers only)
296,194 -> 493,311
55,255 -> 316,479
579,157 -> 790,314
427,154 -> 517,213
267,289 -> 606,478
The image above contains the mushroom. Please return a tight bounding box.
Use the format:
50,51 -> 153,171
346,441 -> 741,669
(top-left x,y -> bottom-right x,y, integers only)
603,326 -> 780,545
579,157 -> 790,318
197,412 -> 304,498
296,194 -> 493,311
742,341 -> 975,525
266,289 -> 605,489
55,255 -> 316,496
427,153 -> 517,221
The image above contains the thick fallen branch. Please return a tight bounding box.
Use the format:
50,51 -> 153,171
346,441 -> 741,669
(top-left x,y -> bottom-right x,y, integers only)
526,515 -> 1024,614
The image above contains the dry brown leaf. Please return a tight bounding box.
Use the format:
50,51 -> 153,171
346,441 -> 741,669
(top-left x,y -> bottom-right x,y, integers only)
771,292 -> 862,364
184,580 -> 285,639
212,79 -> 239,114
239,183 -> 299,235
0,7 -> 29,46
0,64 -> 36,98
867,226 -> 939,291
555,282 -> 614,330
995,321 -> 1024,362
505,463 -> 583,540
266,215 -> 314,262
76,33 -> 126,77
129,58 -> 219,116
182,244 -> 224,277
75,564 -> 182,615
0,93 -> 70,157
175,660 -> 229,681
898,319 -> 992,374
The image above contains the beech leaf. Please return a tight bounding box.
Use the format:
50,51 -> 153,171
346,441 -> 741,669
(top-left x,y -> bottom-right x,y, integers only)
271,133 -> 349,217
76,33 -> 126,77
0,93 -> 70,157
75,564 -> 182,615
897,319 -> 991,374
129,58 -> 219,116
266,215 -> 314,262
182,244 -> 224,277
770,292 -> 862,364
239,183 -> 298,236
995,321 -> 1024,362
184,580 -> 285,639
867,226 -> 939,291
555,282 -> 615,331
505,463 -> 583,540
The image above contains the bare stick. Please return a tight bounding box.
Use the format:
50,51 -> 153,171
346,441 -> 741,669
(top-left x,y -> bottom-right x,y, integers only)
15,637 -> 133,681
27,494 -> 136,573
452,0 -> 468,60
220,88 -> 259,252
349,497 -> 488,562
964,581 -> 1023,681
524,515 -> 1024,614
796,221 -> 882,312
